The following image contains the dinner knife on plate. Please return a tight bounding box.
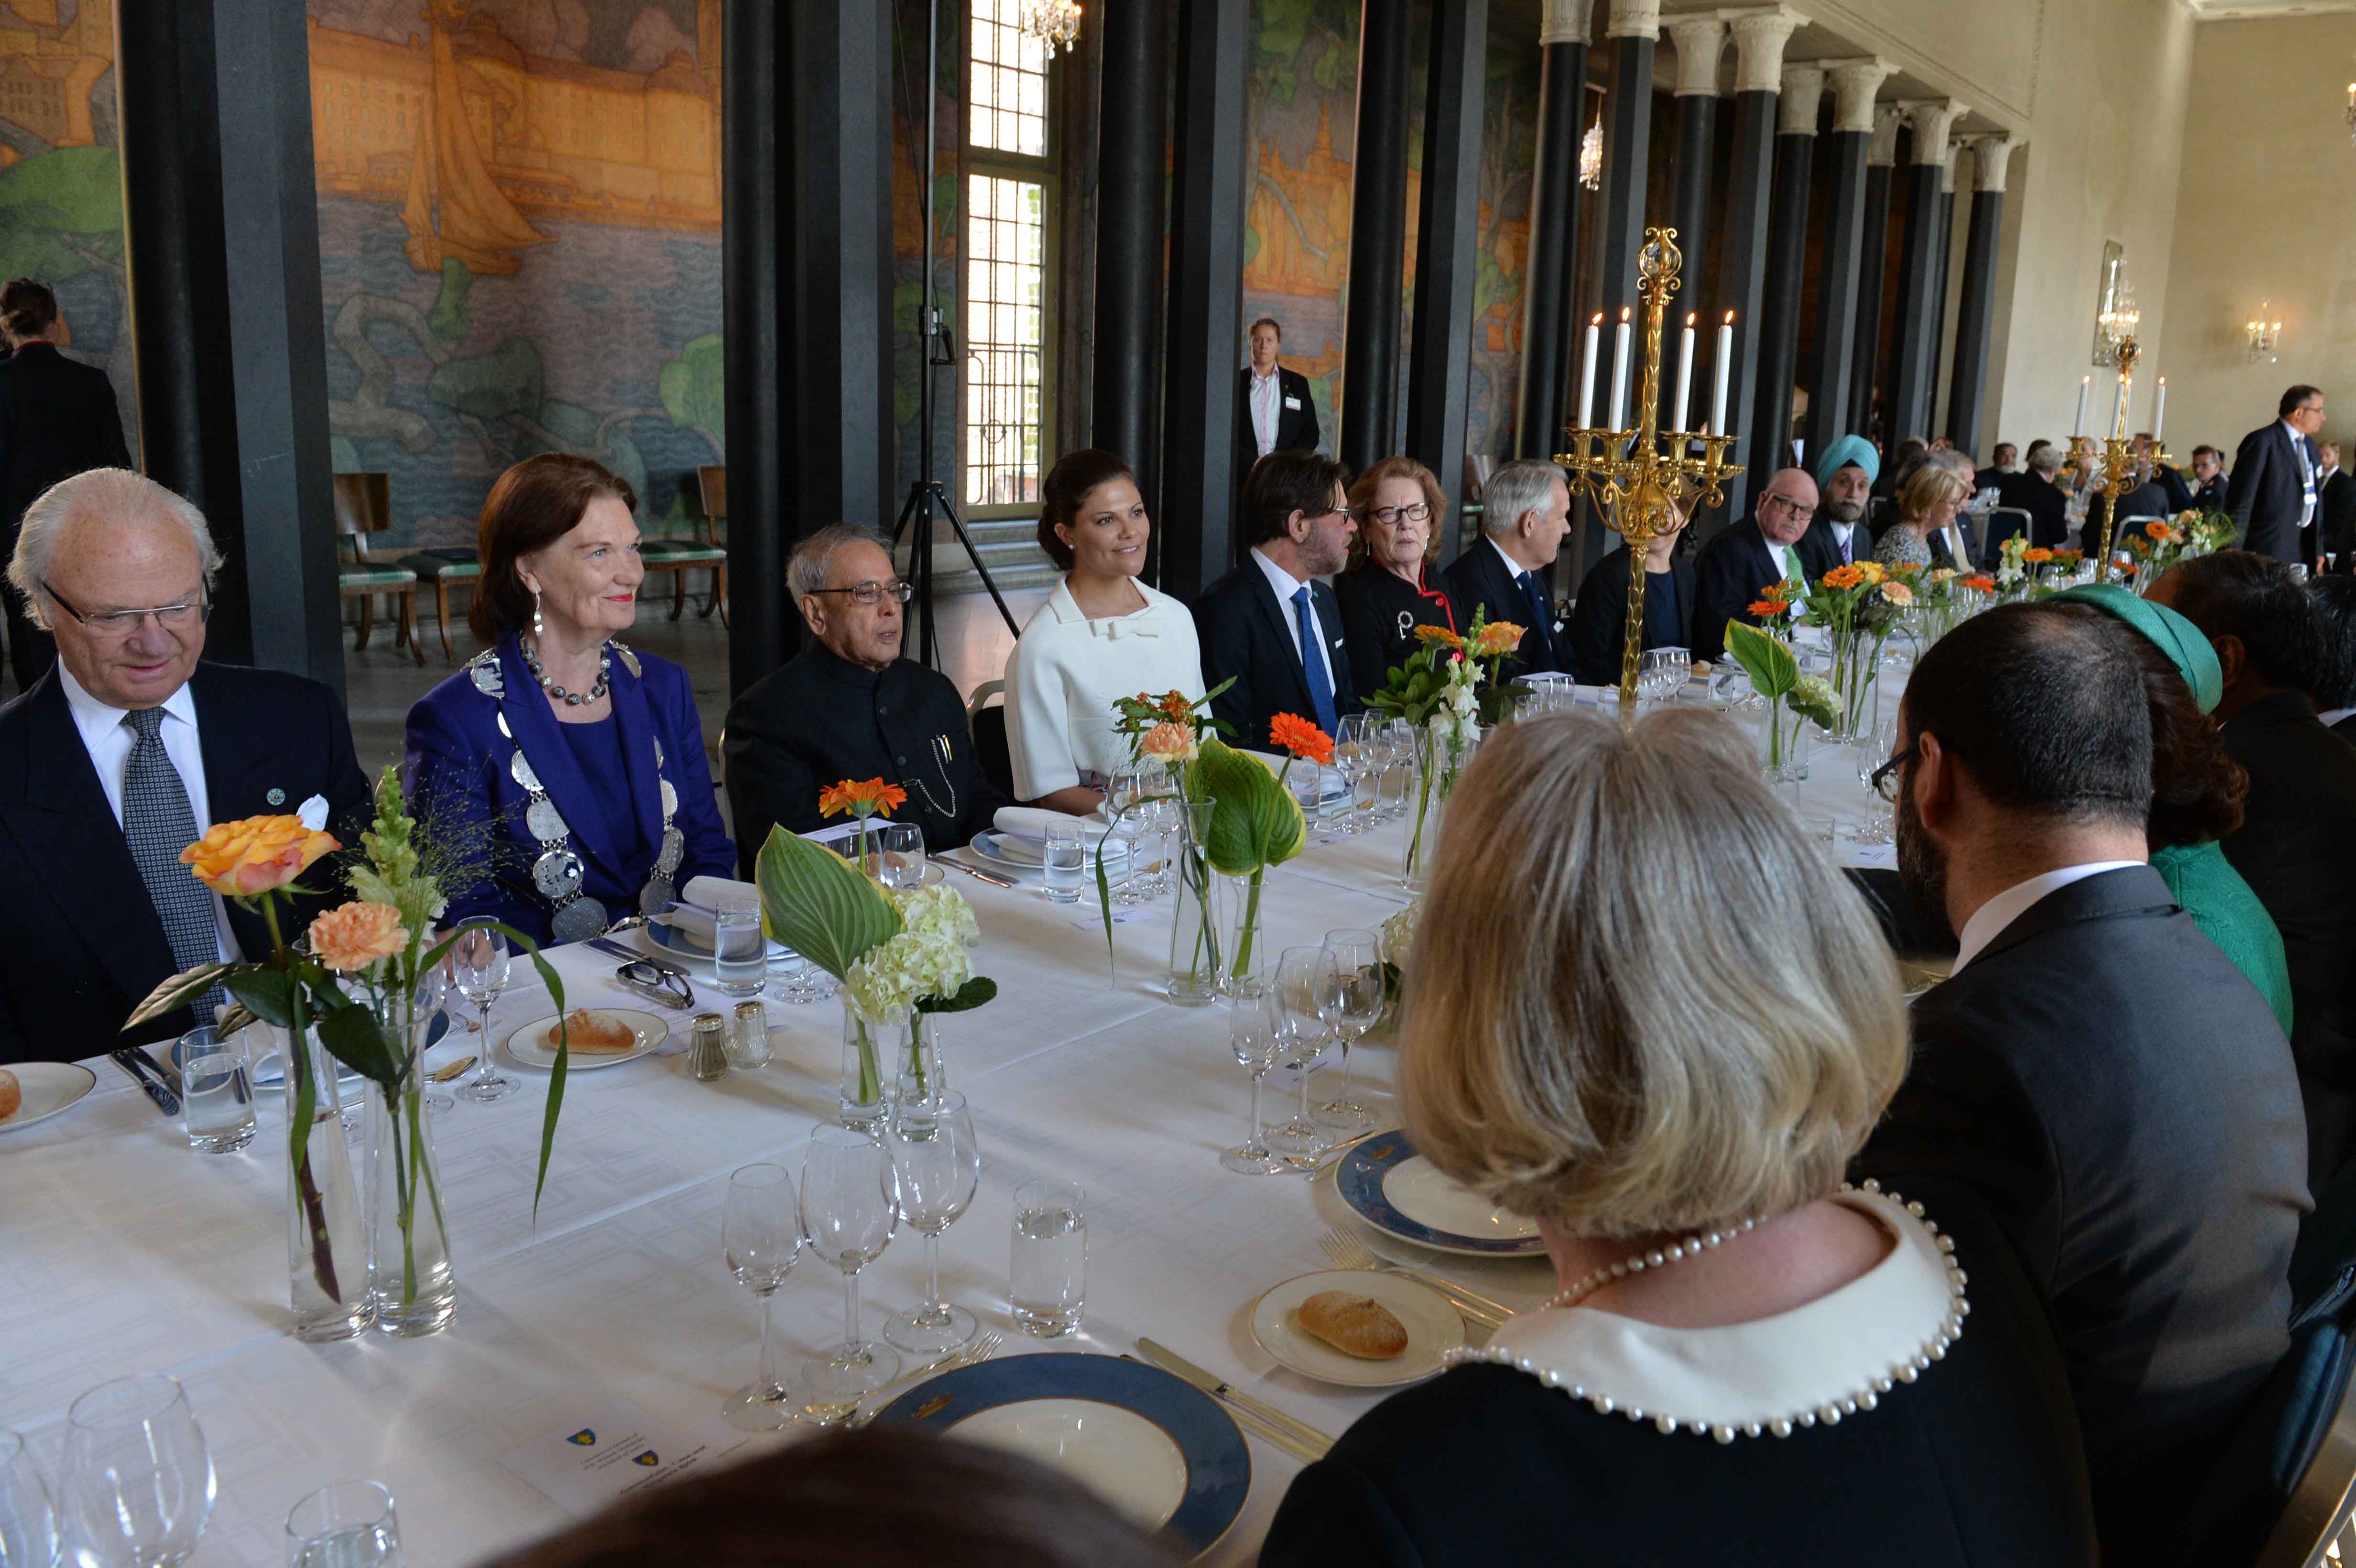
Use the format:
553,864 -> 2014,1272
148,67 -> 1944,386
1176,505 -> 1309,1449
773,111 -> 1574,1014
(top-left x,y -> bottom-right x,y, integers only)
936,855 -> 1015,889
109,1049 -> 180,1117
1135,1339 -> 1333,1459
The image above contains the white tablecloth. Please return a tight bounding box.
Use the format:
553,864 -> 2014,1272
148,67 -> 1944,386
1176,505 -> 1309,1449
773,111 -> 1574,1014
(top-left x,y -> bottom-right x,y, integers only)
0,698 -> 1906,1565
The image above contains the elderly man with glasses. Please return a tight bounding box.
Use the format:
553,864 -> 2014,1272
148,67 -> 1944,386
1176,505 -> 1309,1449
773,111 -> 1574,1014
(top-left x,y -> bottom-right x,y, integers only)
722,524 -> 1010,876
0,467 -> 370,1065
1690,467 -> 1821,663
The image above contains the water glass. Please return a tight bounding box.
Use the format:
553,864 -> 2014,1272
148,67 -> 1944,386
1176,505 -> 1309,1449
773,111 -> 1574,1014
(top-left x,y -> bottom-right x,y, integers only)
1266,946 -> 1338,1165
1040,818 -> 1086,904
60,1375 -> 213,1568
284,1480 -> 402,1568
1220,995 -> 1286,1176
0,1428 -> 58,1568
721,1162 -> 801,1431
173,1025 -> 255,1154
712,897 -> 767,999
1317,929 -> 1386,1132
799,1125 -> 900,1412
884,1092 -> 983,1355
879,823 -> 927,890
450,919 -> 518,1103
1010,1177 -> 1088,1337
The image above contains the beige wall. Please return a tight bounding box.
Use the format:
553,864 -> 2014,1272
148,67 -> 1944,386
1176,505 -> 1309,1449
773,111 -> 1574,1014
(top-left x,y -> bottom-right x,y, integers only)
2159,13 -> 2356,465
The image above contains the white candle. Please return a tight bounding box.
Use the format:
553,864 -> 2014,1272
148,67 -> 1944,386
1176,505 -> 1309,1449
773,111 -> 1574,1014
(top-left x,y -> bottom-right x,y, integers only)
2110,372 -> 2126,436
2153,376 -> 2166,443
1608,307 -> 1632,432
2073,375 -> 2090,437
1673,313 -> 1696,434
1576,314 -> 1600,431
1712,312 -> 1733,437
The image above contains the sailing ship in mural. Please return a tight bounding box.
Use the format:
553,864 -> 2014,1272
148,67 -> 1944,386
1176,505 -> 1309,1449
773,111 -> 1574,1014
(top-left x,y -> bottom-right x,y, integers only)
401,0 -> 548,276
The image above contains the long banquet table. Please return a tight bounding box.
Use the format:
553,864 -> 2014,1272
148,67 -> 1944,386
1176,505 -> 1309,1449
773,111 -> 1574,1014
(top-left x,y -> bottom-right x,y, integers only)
0,699 -> 1901,1565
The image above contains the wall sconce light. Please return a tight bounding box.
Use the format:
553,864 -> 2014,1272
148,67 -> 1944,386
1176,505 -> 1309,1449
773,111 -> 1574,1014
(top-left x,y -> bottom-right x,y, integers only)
1579,117 -> 1603,191
2247,303 -> 2282,363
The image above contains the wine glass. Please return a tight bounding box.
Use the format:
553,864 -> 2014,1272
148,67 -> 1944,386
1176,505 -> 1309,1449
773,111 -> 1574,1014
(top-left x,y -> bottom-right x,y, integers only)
1132,787 -> 1177,899
1330,716 -> 1367,835
884,1093 -> 983,1355
798,1124 -> 900,1414
1219,994 -> 1286,1175
1853,715 -> 1899,846
59,1375 -> 213,1568
1381,718 -> 1417,819
449,919 -> 517,1103
1265,946 -> 1338,1167
410,968 -> 455,1118
1106,766 -> 1151,907
721,1162 -> 802,1432
0,1428 -> 58,1568
879,823 -> 927,890
1317,928 -> 1386,1132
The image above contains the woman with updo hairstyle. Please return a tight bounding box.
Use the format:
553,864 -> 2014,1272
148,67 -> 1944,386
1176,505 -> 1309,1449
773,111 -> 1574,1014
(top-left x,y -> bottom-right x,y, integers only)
1874,461 -> 1971,570
1332,455 -> 1455,702
1261,708 -> 2099,1566
1003,447 -> 1203,812
404,453 -> 734,963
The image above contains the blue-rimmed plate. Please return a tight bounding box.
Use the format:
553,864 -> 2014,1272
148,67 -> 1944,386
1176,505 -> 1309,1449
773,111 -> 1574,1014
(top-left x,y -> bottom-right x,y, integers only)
644,919 -> 793,966
1336,1130 -> 1546,1257
873,1353 -> 1248,1557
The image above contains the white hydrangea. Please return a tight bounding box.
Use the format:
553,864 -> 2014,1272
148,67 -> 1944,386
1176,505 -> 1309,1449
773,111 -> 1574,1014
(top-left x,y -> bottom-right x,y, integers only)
844,930 -> 971,1020
1380,899 -> 1419,968
894,882 -> 979,947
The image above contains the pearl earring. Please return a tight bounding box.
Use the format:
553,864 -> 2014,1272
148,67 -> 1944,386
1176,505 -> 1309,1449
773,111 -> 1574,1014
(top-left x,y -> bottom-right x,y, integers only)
532,588 -> 543,642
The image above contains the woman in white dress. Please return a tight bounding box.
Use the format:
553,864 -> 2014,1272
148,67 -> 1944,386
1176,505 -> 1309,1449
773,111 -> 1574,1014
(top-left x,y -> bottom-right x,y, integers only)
1004,449 -> 1204,814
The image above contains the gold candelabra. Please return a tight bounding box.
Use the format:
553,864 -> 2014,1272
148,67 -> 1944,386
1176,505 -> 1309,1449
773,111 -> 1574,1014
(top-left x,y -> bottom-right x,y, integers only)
1556,228 -> 1742,708
2081,338 -> 2162,584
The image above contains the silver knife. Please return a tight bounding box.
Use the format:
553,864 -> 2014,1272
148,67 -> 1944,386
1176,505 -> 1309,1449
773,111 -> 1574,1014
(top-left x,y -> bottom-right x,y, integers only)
588,936 -> 692,980
937,855 -> 1015,889
1120,1355 -> 1323,1464
1136,1339 -> 1333,1457
142,1046 -> 184,1102
110,1050 -> 179,1117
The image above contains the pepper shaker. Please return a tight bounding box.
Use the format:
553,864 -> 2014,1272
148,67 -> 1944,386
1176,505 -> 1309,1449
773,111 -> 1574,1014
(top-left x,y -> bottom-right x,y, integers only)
727,1002 -> 773,1069
688,1012 -> 729,1081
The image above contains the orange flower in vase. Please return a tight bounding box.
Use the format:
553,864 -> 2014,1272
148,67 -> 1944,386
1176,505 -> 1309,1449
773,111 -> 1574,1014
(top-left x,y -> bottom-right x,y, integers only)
181,815 -> 338,897
1268,713 -> 1335,768
2023,547 -> 2054,565
817,778 -> 908,821
1413,625 -> 1465,651
1820,564 -> 1868,591
1959,574 -> 1998,593
1469,621 -> 1526,660
307,901 -> 409,973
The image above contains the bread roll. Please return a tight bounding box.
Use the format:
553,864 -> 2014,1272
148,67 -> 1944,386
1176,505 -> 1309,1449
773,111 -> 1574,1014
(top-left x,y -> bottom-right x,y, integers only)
549,1009 -> 636,1054
1297,1291 -> 1408,1360
0,1067 -> 18,1121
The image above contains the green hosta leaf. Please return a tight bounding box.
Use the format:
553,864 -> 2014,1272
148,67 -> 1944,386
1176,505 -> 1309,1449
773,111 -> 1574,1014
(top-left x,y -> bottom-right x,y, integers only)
1724,621 -> 1797,700
916,976 -> 997,1015
756,826 -> 903,980
1194,739 -> 1306,873
122,961 -> 240,1031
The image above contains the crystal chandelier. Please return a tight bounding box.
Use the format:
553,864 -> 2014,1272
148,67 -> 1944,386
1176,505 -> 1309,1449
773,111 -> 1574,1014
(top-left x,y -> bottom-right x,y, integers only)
2098,286 -> 2139,358
1020,0 -> 1082,57
2247,303 -> 2281,363
1579,116 -> 1603,191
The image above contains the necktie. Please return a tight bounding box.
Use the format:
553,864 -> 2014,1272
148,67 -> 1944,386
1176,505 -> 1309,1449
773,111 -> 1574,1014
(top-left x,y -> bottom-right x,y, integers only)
1518,572 -> 1552,656
1840,528 -> 1853,565
1291,584 -> 1339,734
121,707 -> 227,1018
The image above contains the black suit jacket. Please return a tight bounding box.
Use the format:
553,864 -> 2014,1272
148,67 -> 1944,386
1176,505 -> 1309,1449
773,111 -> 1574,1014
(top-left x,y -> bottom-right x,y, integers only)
721,646 -> 1009,877
0,663 -> 371,1065
1996,471 -> 2071,548
1691,520 -> 1802,663
1793,516 -> 1861,577
1564,547 -> 1696,685
2075,480 -> 2168,558
2227,421 -> 2321,563
1233,365 -> 1320,476
1192,558 -> 1360,753
1332,562 -> 1454,705
2318,469 -> 2356,563
1855,866 -> 2306,1557
2218,689 -> 2356,1185
0,341 -> 130,534
1439,539 -> 1566,676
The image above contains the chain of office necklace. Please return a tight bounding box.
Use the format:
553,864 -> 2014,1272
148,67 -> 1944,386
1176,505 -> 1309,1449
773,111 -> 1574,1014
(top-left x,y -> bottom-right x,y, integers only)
521,636 -> 611,706
1544,1215 -> 1761,1311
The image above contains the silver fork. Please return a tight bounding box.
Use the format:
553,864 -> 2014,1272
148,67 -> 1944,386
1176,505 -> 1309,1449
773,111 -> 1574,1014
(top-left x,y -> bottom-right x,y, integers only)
1319,1228 -> 1513,1328
845,1330 -> 1004,1428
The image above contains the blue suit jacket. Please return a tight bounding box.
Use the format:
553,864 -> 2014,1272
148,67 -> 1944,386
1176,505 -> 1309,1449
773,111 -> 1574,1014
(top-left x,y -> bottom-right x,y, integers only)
403,634 -> 735,946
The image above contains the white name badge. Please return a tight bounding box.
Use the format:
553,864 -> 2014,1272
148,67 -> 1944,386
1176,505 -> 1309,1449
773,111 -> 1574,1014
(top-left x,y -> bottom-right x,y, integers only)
1284,396 -> 1302,410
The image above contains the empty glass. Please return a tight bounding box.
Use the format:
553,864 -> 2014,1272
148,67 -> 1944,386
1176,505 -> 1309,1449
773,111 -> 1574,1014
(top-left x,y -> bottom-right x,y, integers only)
1009,1177 -> 1087,1337
1219,994 -> 1286,1176
1040,818 -> 1086,904
174,1025 -> 255,1154
1135,790 -> 1179,897
1266,946 -> 1338,1166
1317,929 -> 1386,1132
449,920 -> 517,1103
799,1125 -> 900,1412
284,1480 -> 402,1568
1106,767 -> 1153,906
712,897 -> 766,1000
60,1375 -> 213,1568
0,1428 -> 58,1568
884,1093 -> 982,1355
1853,715 -> 1899,846
721,1162 -> 802,1431
879,823 -> 927,891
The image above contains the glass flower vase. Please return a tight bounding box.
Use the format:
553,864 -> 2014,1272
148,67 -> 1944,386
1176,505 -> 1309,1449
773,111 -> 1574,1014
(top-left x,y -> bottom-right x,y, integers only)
1756,700 -> 1814,784
897,1012 -> 946,1114
1165,804 -> 1222,1006
1215,869 -> 1268,1001
285,1025 -> 371,1342
841,1006 -> 903,1132
366,1004 -> 456,1336
1401,721 -> 1475,890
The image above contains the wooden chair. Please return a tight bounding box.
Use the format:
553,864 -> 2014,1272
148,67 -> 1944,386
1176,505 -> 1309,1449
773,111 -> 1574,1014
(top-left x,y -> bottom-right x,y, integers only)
332,472 -> 422,666
966,678 -> 1014,801
637,467 -> 729,625
396,540 -> 482,663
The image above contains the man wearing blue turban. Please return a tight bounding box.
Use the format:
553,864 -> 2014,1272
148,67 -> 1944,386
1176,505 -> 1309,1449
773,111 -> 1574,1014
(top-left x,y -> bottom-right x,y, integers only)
1804,435 -> 1879,572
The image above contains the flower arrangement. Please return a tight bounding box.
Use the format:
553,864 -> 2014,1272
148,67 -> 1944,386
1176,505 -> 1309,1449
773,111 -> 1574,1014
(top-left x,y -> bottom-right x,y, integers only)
1724,621 -> 1836,775
818,777 -> 909,873
1792,561 -> 1897,739
1996,533 -> 2029,590
1746,581 -> 1799,625
1115,680 -> 1234,770
1366,607 -> 1519,884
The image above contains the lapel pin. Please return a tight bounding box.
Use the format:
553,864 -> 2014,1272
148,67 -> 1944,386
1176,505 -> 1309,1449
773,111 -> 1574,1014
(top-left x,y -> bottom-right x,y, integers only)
266,788 -> 285,806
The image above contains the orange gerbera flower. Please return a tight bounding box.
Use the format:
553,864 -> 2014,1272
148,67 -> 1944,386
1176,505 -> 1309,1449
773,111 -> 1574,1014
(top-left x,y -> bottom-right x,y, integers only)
818,778 -> 908,820
1821,564 -> 1867,590
1268,713 -> 1335,767
1747,599 -> 1789,618
1886,561 -> 1923,578
2023,546 -> 2054,564
1413,625 -> 1465,650
2145,520 -> 2174,542
1959,574 -> 1997,592
2054,548 -> 2083,563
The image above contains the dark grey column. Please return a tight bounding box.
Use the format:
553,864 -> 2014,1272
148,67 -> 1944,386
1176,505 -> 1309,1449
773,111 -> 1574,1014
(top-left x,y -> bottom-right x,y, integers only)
1157,0 -> 1251,599
1885,101 -> 1964,449
1665,17 -> 1726,335
1403,0 -> 1488,541
722,0 -> 788,688
1710,10 -> 1799,531
1800,59 -> 1890,463
1848,105 -> 1901,439
1509,0 -> 1592,465
115,0 -> 342,690
1747,64 -> 1821,499
1092,0 -> 1171,505
1339,0 -> 1414,473
1927,178 -> 1956,438
1582,4 -> 1658,571
1944,137 -> 2018,462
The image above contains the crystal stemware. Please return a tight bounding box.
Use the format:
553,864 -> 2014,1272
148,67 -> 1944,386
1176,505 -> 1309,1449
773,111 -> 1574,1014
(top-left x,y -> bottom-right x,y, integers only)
1317,928 -> 1386,1132
884,1093 -> 983,1355
798,1124 -> 900,1414
1219,994 -> 1287,1175
59,1376 -> 213,1568
721,1162 -> 802,1431
0,1427 -> 59,1568
1265,946 -> 1337,1167
449,919 -> 517,1103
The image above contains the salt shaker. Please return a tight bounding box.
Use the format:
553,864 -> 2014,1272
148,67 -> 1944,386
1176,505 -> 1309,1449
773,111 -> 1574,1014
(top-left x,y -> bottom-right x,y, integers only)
726,1002 -> 773,1069
688,1012 -> 729,1081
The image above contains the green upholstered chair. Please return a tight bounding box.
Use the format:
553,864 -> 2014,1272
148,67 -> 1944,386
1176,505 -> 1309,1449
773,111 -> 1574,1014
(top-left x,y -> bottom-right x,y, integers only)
635,466 -> 729,625
394,544 -> 482,662
332,472 -> 422,666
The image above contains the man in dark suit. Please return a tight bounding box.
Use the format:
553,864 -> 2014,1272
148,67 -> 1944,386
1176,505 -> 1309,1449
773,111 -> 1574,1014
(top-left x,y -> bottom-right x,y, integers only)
2308,575 -> 2356,738
1800,435 -> 1877,574
2132,433 -> 2194,514
1234,317 -> 1320,486
1563,501 -> 1695,685
2075,462 -> 2170,560
1854,600 -> 2307,1561
2152,551 -> 2356,1186
1691,467 -> 1818,663
2226,383 -> 2327,563
2188,444 -> 2230,512
725,526 -> 1009,876
1995,444 -> 2072,550
0,468 -> 371,1065
1194,449 -> 1361,751
2315,441 -> 2355,567
0,279 -> 133,693
1438,458 -> 1573,676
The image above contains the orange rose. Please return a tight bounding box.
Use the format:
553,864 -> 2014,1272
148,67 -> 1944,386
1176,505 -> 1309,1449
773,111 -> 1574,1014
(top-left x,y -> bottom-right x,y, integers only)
1139,721 -> 1198,763
1268,713 -> 1335,767
307,901 -> 408,972
1471,621 -> 1526,658
180,814 -> 337,897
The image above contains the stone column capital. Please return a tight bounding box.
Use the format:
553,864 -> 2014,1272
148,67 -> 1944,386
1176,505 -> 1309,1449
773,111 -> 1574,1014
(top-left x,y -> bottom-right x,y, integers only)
1605,0 -> 1661,41
1963,134 -> 2024,192
1777,64 -> 1825,134
1667,16 -> 1727,95
1897,99 -> 1969,165
1867,102 -> 1906,165
1823,57 -> 1893,134
1540,0 -> 1595,45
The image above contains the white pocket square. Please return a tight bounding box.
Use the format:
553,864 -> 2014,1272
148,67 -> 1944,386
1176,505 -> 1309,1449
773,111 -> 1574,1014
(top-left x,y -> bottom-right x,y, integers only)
297,795 -> 329,831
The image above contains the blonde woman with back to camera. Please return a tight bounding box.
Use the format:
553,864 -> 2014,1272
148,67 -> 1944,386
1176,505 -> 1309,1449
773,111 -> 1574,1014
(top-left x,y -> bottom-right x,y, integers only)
1258,708 -> 2097,1566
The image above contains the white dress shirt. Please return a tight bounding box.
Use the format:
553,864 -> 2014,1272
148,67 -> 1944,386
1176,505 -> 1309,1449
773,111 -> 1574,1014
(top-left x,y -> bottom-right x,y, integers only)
57,663 -> 240,963
1250,546 -> 1341,698
1951,860 -> 2145,974
2285,419 -> 2319,525
1764,539 -> 1800,584
1003,577 -> 1205,799
1249,367 -> 1282,457
1829,521 -> 1856,564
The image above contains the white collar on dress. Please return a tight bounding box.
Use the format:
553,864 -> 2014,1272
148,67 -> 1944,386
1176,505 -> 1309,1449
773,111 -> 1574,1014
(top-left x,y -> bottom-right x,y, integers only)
1047,576 -> 1163,636
1449,1187 -> 1968,1444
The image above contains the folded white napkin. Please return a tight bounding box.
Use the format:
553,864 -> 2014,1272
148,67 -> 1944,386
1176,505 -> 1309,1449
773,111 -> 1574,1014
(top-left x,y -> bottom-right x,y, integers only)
667,875 -> 760,941
991,806 -> 1126,862
992,806 -> 1067,845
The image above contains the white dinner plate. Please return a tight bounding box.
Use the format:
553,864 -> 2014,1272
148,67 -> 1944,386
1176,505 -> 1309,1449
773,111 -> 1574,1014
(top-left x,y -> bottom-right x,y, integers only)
1334,1132 -> 1547,1257
644,918 -> 791,964
982,830 -> 1130,868
954,1398 -> 1191,1530
1249,1268 -> 1466,1388
1384,1156 -> 1543,1247
967,830 -> 1130,875
0,1061 -> 97,1132
502,1009 -> 667,1071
